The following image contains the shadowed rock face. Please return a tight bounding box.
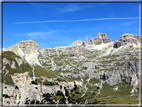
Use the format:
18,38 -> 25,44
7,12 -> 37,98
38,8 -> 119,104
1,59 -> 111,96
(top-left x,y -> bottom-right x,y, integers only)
113,33 -> 141,48
72,33 -> 112,46
113,42 -> 122,48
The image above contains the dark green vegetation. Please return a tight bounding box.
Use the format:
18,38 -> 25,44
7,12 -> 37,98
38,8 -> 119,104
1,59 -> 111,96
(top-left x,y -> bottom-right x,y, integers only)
31,80 -> 38,85
25,91 -> 66,104
43,80 -> 58,86
31,78 -> 58,86
62,83 -> 99,104
3,94 -> 12,98
24,84 -> 100,105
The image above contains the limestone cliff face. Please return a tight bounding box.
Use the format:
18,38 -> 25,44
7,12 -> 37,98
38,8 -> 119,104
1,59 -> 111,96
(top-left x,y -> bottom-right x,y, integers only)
2,33 -> 140,105
3,72 -> 75,106
18,40 -> 39,54
72,33 -> 112,46
5,40 -> 41,66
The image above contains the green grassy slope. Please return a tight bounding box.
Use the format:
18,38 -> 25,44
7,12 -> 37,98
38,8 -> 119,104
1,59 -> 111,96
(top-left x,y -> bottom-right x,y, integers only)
96,82 -> 139,104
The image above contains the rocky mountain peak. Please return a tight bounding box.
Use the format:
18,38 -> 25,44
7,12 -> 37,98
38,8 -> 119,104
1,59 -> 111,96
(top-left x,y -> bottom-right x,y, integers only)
72,40 -> 83,46
94,33 -> 112,45
5,40 -> 41,65
2,33 -> 140,106
96,33 -> 107,39
72,33 -> 112,46
18,40 -> 39,54
113,33 -> 140,48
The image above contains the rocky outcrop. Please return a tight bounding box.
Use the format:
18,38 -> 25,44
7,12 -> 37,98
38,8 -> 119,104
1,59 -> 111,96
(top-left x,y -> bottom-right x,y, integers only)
3,72 -> 75,106
68,47 -> 93,57
2,33 -> 140,105
5,40 -> 41,66
72,40 -> 83,46
72,33 -> 112,46
106,61 -> 140,86
91,33 -> 112,45
113,33 -> 141,48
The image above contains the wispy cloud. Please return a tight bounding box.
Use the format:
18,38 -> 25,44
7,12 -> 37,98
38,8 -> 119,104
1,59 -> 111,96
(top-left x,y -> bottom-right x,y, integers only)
27,30 -> 57,40
78,34 -> 91,41
16,17 -> 140,24
57,3 -> 108,14
58,4 -> 80,13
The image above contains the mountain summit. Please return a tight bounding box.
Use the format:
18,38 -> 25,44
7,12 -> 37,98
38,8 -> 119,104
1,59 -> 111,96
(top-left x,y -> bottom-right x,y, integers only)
72,33 -> 112,46
113,33 -> 141,48
2,33 -> 141,106
5,40 -> 41,65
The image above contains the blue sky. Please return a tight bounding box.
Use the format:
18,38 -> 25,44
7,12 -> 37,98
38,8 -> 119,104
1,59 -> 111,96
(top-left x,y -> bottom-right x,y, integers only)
3,3 -> 139,49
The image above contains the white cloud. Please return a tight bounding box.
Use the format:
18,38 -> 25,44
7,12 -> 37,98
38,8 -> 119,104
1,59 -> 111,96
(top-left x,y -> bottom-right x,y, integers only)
16,17 -> 140,24
27,30 -> 57,40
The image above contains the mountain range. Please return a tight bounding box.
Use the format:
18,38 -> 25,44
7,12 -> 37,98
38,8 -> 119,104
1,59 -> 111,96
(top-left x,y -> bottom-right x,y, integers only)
1,33 -> 141,106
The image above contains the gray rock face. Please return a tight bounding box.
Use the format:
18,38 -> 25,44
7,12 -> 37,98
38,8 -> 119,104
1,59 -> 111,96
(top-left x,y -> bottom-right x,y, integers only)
3,72 -> 75,106
2,33 -> 141,105
72,33 -> 112,46
93,33 -> 112,45
106,61 -> 140,86
18,40 -> 39,54
5,40 -> 41,65
68,47 -> 93,57
113,33 -> 140,48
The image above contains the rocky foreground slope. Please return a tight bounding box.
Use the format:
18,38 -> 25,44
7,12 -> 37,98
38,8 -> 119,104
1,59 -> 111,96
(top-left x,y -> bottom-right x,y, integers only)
1,33 -> 141,106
